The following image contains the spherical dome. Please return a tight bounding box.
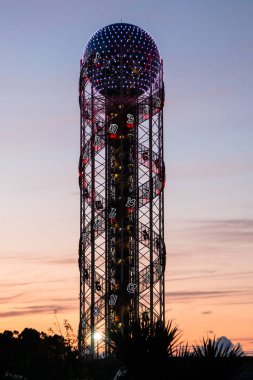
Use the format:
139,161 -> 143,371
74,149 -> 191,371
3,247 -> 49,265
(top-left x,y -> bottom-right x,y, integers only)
82,23 -> 161,96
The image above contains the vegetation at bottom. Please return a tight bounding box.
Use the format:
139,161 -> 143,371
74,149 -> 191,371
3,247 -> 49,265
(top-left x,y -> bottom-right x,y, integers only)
0,325 -> 79,380
0,319 -> 249,380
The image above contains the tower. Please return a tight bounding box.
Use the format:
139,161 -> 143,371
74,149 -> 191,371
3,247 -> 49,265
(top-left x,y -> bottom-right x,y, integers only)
78,23 -> 166,356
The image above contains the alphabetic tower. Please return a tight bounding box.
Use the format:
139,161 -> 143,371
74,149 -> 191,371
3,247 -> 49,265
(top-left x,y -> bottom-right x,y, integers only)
78,23 -> 166,356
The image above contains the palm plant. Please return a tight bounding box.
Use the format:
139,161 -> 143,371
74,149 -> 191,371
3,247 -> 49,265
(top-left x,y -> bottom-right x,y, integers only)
108,319 -> 181,379
193,336 -> 244,359
173,343 -> 190,357
192,336 -> 244,380
147,320 -> 182,363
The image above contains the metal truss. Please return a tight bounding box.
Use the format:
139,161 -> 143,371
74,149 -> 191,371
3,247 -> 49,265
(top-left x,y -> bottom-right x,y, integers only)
78,56 -> 166,357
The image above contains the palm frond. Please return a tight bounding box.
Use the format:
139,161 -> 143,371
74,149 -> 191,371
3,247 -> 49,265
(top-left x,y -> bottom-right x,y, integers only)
193,336 -> 244,359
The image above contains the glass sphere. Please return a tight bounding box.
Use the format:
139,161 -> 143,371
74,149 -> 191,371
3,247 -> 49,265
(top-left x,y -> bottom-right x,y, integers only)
82,23 -> 160,95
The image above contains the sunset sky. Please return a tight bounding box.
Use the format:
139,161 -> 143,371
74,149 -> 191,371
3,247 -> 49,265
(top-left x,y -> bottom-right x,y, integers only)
0,0 -> 253,353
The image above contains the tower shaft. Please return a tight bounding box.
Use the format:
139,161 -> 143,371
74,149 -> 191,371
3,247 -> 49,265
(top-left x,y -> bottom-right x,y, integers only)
78,23 -> 166,357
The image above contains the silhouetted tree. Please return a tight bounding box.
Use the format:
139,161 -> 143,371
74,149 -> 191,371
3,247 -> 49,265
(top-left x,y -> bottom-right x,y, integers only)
0,328 -> 80,380
0,325 -> 249,380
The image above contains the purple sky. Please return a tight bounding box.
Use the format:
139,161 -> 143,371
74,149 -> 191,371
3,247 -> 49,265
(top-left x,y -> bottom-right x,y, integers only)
0,0 -> 253,353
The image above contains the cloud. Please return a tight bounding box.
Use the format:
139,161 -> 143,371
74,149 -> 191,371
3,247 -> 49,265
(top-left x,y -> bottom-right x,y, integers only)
215,298 -> 253,306
199,219 -> 253,229
0,282 -> 33,288
166,288 -> 253,306
0,278 -> 72,290
0,293 -> 24,303
43,257 -> 76,265
0,255 -> 76,265
168,160 -> 253,180
166,269 -> 253,283
27,297 -> 78,304
165,289 -> 243,302
230,337 -> 253,342
189,218 -> 253,243
0,304 -> 76,318
201,310 -> 212,315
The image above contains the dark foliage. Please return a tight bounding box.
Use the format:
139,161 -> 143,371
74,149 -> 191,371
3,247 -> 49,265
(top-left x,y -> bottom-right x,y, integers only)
0,325 -> 249,380
193,336 -> 244,359
107,321 -> 246,380
190,336 -> 245,380
0,328 -> 80,380
108,319 -> 181,380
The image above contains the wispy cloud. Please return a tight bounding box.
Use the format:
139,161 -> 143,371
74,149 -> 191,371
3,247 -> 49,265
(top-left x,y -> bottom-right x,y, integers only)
168,160 -> 253,179
189,218 -> 253,243
166,270 -> 253,283
166,288 -> 253,306
0,281 -> 33,288
166,289 -> 243,301
0,293 -> 24,303
21,297 -> 78,304
0,255 -> 76,265
0,304 -> 75,318
43,257 -> 76,265
230,337 -> 253,342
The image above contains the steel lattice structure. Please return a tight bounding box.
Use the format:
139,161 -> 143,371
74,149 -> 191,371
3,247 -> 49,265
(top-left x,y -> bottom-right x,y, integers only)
78,23 -> 166,356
